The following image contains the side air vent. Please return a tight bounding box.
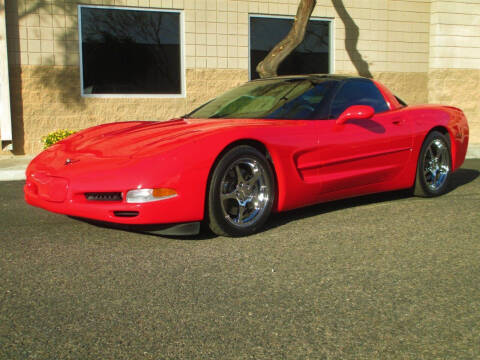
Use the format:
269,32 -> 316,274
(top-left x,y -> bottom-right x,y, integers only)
85,192 -> 122,202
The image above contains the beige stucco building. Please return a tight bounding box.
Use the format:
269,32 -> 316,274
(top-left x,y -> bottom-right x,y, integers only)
1,0 -> 479,154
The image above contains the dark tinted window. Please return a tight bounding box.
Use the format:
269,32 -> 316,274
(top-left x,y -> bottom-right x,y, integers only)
250,16 -> 330,80
187,79 -> 336,119
330,80 -> 389,118
80,7 -> 181,95
267,81 -> 336,119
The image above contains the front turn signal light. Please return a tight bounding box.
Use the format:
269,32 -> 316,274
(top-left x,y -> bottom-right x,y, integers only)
152,188 -> 177,198
126,188 -> 177,203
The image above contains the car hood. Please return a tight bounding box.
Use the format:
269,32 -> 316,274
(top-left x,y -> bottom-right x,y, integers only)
61,118 -> 266,158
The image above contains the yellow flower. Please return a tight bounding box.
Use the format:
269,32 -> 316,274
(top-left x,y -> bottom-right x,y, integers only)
42,129 -> 77,149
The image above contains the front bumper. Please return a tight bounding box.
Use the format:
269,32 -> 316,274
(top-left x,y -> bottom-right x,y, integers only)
24,172 -> 201,225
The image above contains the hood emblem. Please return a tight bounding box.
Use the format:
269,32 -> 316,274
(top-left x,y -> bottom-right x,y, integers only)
65,158 -> 79,166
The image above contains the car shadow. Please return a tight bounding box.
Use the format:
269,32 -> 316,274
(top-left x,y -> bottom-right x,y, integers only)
446,168 -> 479,192
263,189 -> 412,232
346,118 -> 386,134
70,216 -> 218,240
262,166 -> 479,234
70,167 -> 478,240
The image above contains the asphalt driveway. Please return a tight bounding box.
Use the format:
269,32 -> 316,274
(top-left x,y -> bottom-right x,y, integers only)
1,160 -> 479,359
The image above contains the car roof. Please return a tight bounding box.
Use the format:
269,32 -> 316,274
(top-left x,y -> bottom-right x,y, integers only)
250,74 -> 367,83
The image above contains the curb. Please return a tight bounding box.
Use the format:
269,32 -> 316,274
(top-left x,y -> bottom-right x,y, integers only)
0,155 -> 34,181
0,170 -> 27,181
466,145 -> 480,160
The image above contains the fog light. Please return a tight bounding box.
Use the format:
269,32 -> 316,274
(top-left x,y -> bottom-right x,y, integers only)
126,188 -> 177,203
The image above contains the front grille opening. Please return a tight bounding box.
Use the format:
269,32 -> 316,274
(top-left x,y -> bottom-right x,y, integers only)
113,211 -> 139,217
85,192 -> 123,202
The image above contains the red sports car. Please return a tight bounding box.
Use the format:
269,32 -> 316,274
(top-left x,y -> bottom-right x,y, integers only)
24,75 -> 469,236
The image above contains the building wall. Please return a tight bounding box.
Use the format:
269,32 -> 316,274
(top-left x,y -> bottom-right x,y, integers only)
429,0 -> 480,144
335,0 -> 430,106
3,0 -> 477,154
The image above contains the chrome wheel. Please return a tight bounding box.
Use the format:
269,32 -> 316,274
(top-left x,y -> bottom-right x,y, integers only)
219,158 -> 270,227
422,138 -> 450,191
208,145 -> 275,237
414,131 -> 451,197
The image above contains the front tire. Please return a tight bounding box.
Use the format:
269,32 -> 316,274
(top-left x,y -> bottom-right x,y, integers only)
207,145 -> 275,237
414,131 -> 452,197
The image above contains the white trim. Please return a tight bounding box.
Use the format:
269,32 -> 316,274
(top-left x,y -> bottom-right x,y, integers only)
329,18 -> 335,74
77,5 -> 185,98
0,1 -> 13,143
248,14 -> 335,80
77,5 -> 84,97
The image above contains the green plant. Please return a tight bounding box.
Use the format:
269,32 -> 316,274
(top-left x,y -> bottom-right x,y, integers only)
42,129 -> 77,149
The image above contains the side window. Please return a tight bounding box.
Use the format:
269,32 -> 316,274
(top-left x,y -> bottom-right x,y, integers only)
329,80 -> 390,119
267,81 -> 335,120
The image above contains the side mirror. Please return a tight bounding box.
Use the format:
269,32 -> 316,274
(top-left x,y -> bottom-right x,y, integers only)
336,105 -> 375,125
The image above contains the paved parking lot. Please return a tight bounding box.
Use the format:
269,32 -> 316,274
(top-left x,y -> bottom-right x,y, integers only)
1,160 -> 479,359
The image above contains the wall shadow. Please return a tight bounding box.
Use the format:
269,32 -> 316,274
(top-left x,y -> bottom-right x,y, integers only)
4,0 -> 85,153
331,0 -> 373,78
31,0 -> 85,109
5,1 -> 25,154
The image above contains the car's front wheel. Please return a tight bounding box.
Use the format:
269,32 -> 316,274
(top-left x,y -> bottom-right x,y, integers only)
207,145 -> 275,237
414,131 -> 452,197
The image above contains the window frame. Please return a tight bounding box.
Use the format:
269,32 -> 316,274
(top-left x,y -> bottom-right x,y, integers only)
248,14 -> 335,80
78,5 -> 186,99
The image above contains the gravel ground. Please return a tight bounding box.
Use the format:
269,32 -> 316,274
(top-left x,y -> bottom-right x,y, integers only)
1,160 -> 479,359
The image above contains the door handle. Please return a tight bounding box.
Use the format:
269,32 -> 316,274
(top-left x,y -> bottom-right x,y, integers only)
392,119 -> 403,125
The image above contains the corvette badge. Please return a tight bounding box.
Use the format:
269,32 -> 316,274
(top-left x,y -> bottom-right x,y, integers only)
64,158 -> 79,166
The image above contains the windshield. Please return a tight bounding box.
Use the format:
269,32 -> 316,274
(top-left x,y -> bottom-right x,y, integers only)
187,78 -> 336,119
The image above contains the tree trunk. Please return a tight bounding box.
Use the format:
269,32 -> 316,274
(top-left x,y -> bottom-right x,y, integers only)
256,0 -> 316,79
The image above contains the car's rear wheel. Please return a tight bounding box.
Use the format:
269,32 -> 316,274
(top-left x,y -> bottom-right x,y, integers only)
207,145 -> 275,237
414,131 -> 452,197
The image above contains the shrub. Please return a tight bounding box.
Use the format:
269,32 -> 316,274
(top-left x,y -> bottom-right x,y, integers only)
42,129 -> 77,149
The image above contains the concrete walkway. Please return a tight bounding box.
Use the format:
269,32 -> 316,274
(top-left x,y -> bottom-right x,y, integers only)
1,145 -> 480,181
0,155 -> 34,181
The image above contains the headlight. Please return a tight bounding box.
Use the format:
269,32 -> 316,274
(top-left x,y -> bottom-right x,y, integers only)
126,188 -> 177,203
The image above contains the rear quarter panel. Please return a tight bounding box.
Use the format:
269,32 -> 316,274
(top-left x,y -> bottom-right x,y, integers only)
406,105 -> 469,172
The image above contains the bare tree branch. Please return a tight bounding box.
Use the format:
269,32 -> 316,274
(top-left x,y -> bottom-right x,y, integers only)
256,0 -> 316,78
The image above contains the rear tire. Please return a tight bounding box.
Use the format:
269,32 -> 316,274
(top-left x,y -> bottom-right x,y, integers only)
414,131 -> 452,197
207,145 -> 275,237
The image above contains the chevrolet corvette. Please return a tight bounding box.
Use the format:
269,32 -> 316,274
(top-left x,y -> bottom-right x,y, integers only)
25,75 -> 469,236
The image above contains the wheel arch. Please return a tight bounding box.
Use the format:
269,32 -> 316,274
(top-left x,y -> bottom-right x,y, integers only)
218,139 -> 271,160
204,139 -> 281,217
424,125 -> 456,168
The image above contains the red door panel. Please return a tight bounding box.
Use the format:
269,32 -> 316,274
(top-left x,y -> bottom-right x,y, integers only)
310,112 -> 412,194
